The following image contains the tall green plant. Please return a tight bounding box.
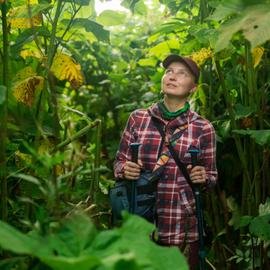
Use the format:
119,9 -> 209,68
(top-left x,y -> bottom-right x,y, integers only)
0,213 -> 188,270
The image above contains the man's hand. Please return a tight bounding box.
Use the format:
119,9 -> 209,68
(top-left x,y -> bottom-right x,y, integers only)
187,165 -> 207,184
124,161 -> 142,180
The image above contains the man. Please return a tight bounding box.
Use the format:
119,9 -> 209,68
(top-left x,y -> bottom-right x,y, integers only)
114,54 -> 217,269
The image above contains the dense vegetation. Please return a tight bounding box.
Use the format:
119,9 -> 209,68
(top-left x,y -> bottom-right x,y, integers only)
0,0 -> 270,269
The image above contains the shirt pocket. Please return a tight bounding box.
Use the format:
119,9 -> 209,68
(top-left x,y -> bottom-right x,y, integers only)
173,133 -> 201,163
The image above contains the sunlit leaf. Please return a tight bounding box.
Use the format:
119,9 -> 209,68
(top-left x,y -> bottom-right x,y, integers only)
12,76 -> 44,107
96,10 -> 126,26
215,4 -> 270,51
8,6 -> 42,29
51,53 -> 84,89
133,0 -> 147,15
149,41 -> 171,58
62,18 -> 110,43
138,58 -> 157,67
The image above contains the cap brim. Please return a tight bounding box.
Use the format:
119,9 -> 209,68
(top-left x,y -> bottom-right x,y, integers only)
162,55 -> 186,69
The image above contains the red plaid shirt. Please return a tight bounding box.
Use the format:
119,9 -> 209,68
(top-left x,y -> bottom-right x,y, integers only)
114,103 -> 217,245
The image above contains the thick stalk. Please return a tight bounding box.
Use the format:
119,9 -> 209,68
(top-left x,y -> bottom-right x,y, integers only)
54,120 -> 101,151
94,121 -> 102,192
214,60 -> 253,214
0,1 -> 9,221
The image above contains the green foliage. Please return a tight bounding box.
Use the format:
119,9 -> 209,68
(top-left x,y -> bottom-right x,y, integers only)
212,0 -> 270,50
97,10 -> 127,26
233,129 -> 270,146
63,18 -> 110,43
0,213 -> 188,270
1,0 -> 270,269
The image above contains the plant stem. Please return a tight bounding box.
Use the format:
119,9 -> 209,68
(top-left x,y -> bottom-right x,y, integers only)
214,60 -> 252,214
94,120 -> 102,194
54,120 -> 101,151
0,1 -> 9,221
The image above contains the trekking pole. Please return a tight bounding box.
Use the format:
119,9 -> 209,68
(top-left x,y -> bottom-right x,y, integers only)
130,143 -> 141,214
188,148 -> 206,270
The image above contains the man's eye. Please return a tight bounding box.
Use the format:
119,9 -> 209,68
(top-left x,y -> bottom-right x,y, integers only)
166,69 -> 173,74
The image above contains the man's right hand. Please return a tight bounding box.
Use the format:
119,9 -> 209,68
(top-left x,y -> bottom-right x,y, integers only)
124,161 -> 142,180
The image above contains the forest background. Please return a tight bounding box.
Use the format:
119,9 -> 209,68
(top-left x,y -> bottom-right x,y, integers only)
0,0 -> 270,269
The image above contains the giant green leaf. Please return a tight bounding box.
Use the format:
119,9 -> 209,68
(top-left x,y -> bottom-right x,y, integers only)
208,0 -> 245,21
215,4 -> 270,51
96,10 -> 126,26
0,213 -> 188,270
92,213 -> 188,270
232,129 -> 270,146
62,18 -> 110,43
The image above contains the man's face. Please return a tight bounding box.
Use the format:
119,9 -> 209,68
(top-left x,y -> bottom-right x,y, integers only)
161,62 -> 196,98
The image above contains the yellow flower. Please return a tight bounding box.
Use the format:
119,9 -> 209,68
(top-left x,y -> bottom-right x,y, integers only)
190,48 -> 212,66
51,53 -> 84,89
13,76 -> 44,107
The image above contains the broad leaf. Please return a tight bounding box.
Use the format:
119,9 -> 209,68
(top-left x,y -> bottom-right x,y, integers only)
62,18 -> 110,43
0,213 -> 188,270
97,10 -> 126,26
232,129 -> 270,146
249,214 -> 270,240
234,103 -> 255,119
92,213 -> 188,270
215,4 -> 270,51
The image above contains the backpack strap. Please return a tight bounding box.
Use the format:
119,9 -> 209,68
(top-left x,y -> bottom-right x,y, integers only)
151,117 -> 194,190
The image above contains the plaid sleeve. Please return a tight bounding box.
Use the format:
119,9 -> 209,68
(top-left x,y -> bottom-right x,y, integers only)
113,112 -> 137,179
200,122 -> 218,188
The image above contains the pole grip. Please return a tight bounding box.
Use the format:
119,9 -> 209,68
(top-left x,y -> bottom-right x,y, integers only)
188,147 -> 199,168
130,143 -> 140,163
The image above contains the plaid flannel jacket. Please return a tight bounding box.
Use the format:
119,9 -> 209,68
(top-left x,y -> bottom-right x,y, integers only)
114,103 -> 217,245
